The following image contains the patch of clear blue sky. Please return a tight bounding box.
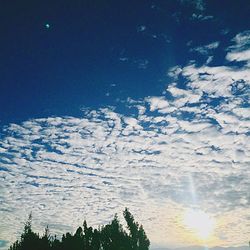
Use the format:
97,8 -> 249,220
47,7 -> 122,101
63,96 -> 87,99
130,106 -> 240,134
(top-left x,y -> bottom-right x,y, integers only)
0,0 -> 249,125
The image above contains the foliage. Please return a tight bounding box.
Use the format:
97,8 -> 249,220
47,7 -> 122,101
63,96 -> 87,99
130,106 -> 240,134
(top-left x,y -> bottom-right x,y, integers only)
9,209 -> 150,250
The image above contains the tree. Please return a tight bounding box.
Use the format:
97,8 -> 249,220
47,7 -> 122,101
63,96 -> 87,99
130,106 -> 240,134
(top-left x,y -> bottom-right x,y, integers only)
18,213 -> 40,250
100,214 -> 129,250
8,209 -> 150,250
123,208 -> 150,250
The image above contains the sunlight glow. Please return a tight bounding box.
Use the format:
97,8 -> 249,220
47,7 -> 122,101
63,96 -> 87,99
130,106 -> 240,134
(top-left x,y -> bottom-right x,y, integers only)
183,209 -> 215,240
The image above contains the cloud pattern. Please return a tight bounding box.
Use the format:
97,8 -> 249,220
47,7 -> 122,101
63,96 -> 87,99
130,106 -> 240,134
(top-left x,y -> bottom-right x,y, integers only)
0,31 -> 250,249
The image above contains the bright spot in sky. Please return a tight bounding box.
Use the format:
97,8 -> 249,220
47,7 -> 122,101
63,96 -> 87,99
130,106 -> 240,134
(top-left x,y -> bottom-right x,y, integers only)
183,209 -> 215,240
45,23 -> 50,29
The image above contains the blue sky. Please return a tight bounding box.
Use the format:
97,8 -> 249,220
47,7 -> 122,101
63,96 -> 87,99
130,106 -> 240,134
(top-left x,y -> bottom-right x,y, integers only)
0,1 -> 250,249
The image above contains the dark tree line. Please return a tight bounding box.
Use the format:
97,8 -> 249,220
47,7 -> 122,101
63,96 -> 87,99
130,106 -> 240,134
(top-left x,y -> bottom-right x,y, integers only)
9,208 -> 150,250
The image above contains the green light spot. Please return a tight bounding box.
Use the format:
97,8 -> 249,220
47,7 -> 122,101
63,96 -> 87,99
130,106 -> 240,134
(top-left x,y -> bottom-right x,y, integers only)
45,23 -> 50,29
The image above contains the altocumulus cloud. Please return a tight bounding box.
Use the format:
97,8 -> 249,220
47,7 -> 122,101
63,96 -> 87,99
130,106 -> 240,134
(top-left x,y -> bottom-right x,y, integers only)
0,31 -> 250,249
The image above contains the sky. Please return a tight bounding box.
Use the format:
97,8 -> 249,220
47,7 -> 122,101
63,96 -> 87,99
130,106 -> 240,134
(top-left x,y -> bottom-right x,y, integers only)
0,0 -> 250,249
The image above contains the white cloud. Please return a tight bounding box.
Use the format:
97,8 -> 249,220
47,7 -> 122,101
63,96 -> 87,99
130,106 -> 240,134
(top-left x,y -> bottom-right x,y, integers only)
180,64 -> 250,98
226,30 -> 250,62
1,103 -> 249,248
1,30 -> 250,250
191,13 -> 214,21
167,85 -> 202,107
168,66 -> 182,80
146,96 -> 170,112
226,50 -> 250,62
190,41 -> 220,55
180,0 -> 206,12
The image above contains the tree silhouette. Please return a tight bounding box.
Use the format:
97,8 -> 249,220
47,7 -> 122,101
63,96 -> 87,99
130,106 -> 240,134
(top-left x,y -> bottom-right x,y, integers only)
8,208 -> 150,250
9,213 -> 40,250
123,208 -> 150,250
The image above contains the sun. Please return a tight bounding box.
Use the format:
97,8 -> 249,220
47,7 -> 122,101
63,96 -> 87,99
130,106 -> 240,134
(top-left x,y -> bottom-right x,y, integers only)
183,209 -> 215,240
